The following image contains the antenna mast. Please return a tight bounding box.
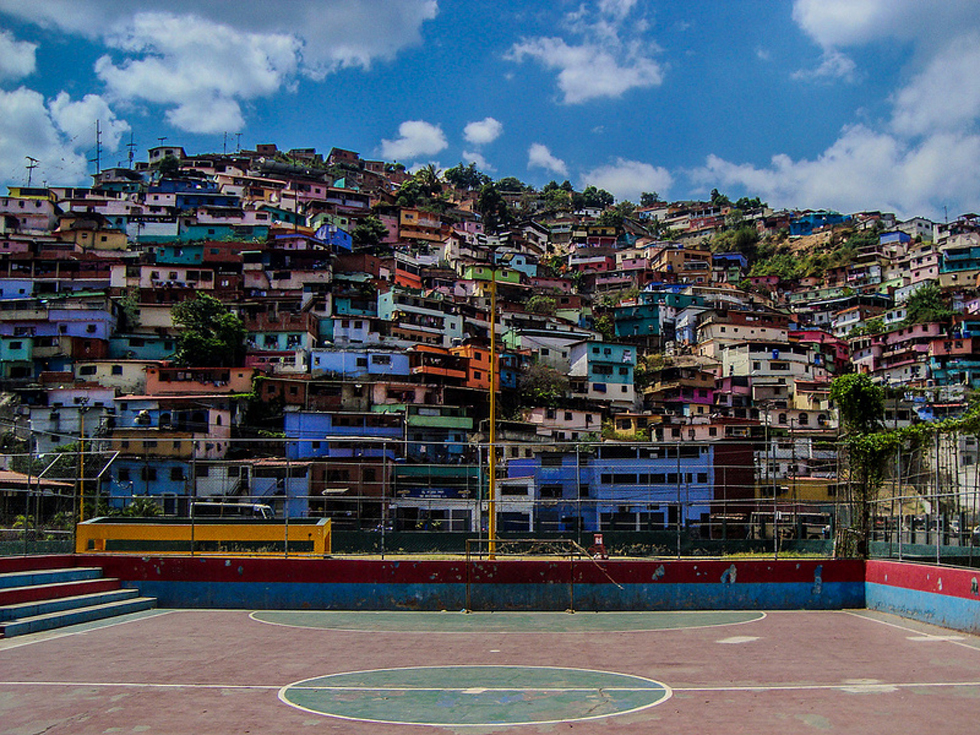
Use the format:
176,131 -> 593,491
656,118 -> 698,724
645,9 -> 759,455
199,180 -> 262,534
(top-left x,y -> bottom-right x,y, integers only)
25,156 -> 39,186
89,120 -> 103,175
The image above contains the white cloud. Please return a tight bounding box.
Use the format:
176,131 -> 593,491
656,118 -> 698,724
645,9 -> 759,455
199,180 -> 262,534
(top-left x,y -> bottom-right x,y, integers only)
0,30 -> 36,81
381,120 -> 448,161
0,1 -> 438,130
0,1 -> 438,74
93,12 -> 299,134
692,126 -> 980,220
462,150 -> 494,171
48,91 -> 131,150
506,2 -> 663,104
693,2 -> 980,220
0,87 -> 114,186
891,33 -> 980,137
792,0 -> 980,50
791,48 -> 856,82
463,118 -> 503,146
581,158 -> 672,203
527,143 -> 568,177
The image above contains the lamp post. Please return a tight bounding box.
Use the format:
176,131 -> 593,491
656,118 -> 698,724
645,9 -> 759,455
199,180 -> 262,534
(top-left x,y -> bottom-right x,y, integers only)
487,255 -> 498,557
77,398 -> 90,523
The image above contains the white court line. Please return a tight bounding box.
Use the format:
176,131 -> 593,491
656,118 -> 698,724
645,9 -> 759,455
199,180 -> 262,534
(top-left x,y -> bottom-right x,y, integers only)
843,610 -> 980,652
672,680 -> 980,693
2,679 -> 978,694
248,609 -> 767,634
0,680 -> 281,690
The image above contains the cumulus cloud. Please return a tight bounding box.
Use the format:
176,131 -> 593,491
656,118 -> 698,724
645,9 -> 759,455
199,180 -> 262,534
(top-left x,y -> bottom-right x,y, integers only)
0,1 -> 438,74
0,87 -> 127,186
462,150 -> 494,171
0,1 -> 438,131
527,143 -> 568,177
381,120 -> 448,161
506,2 -> 663,104
48,91 -> 131,150
792,0 -> 980,50
695,127 -> 980,219
890,33 -> 980,137
581,158 -> 673,203
0,30 -> 36,81
692,2 -> 980,219
92,12 -> 299,134
463,117 -> 503,146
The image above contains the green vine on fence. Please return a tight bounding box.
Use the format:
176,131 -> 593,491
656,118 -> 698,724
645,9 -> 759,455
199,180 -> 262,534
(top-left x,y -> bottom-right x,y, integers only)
831,373 -> 980,558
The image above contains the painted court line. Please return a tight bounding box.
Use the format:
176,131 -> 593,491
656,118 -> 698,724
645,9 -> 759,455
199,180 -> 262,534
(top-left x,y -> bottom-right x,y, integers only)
672,680 -> 980,693
2,679 -> 979,692
247,609 -> 768,634
843,610 -> 980,652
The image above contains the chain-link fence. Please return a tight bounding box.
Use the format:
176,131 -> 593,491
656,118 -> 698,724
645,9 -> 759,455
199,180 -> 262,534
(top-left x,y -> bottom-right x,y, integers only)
1,432 -> 977,563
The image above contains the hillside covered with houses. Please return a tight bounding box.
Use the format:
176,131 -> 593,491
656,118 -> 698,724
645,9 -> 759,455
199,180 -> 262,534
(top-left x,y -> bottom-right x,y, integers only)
1,142 -> 977,536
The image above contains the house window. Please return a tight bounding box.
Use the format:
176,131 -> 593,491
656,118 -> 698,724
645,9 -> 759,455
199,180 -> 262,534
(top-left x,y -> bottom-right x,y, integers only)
111,365 -> 123,375
170,467 -> 185,481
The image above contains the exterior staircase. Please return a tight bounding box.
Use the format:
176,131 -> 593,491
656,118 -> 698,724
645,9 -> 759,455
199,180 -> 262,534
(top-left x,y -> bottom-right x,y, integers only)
0,555 -> 155,638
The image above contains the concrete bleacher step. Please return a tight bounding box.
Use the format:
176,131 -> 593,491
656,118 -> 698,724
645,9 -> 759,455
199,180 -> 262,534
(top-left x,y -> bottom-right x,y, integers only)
0,577 -> 123,607
0,567 -> 105,590
0,587 -> 143,622
0,560 -> 157,639
0,595 -> 156,638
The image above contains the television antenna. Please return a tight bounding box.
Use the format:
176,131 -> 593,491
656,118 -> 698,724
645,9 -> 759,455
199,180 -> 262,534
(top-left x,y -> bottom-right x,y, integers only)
25,156 -> 38,186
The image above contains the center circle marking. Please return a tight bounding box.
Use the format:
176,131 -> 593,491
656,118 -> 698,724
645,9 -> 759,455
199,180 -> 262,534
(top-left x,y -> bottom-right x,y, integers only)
279,665 -> 672,726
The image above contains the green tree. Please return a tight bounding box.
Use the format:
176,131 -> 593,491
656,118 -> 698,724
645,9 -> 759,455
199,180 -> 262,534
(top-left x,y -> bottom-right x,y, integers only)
444,162 -> 491,190
735,196 -> 764,211
710,188 -> 731,207
525,294 -> 557,316
495,176 -> 528,193
518,363 -> 569,407
903,283 -> 955,326
476,183 -> 512,234
593,313 -> 616,341
640,192 -> 661,207
157,155 -> 181,178
171,295 -> 247,368
351,215 -> 389,250
580,185 -> 614,208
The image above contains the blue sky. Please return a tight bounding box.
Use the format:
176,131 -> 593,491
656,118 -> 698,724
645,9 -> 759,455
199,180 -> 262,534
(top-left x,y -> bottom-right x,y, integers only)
1,0 -> 979,220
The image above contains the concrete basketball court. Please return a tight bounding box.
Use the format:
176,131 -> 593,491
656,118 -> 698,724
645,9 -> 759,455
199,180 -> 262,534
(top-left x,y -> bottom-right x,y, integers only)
2,606 -> 979,734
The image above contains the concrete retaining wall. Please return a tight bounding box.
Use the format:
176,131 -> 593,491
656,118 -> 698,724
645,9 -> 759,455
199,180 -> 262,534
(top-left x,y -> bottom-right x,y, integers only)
93,556 -> 866,612
866,559 -> 980,635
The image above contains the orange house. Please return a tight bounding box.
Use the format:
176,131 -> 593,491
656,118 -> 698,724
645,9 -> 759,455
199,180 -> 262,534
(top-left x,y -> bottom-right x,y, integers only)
450,344 -> 498,390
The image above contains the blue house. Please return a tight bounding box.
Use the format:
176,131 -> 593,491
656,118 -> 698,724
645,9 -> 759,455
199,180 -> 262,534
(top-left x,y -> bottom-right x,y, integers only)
506,444 -> 715,532
109,333 -> 176,360
789,211 -> 849,236
284,410 -> 404,460
310,349 -> 410,379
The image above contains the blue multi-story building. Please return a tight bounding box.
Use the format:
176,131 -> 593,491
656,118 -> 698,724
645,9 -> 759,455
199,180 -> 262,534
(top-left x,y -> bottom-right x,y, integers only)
284,410 -> 404,460
506,444 -> 715,532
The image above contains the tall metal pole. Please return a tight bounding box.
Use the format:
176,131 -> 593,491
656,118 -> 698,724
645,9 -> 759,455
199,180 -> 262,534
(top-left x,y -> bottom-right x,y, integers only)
78,405 -> 86,522
488,268 -> 498,557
